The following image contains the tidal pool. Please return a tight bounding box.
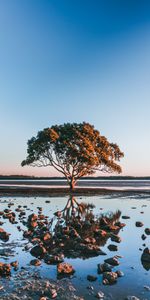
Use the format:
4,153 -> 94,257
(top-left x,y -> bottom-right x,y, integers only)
0,193 -> 150,300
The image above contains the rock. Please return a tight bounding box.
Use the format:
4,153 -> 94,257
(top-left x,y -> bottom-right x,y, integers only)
103,271 -> 118,285
50,289 -> 57,299
0,262 -> 11,276
75,243 -> 106,257
116,270 -> 124,277
141,234 -> 146,240
30,259 -> 41,266
141,247 -> 150,262
30,245 -> 47,258
10,261 -> 19,269
0,228 -> 10,242
95,291 -> 104,299
122,216 -> 130,219
105,224 -> 120,232
23,230 -> 32,238
145,228 -> 150,235
84,237 -> 96,244
69,228 -> 79,238
57,262 -> 75,275
27,214 -> 38,229
44,254 -> 64,265
144,285 -> 150,291
115,221 -> 126,228
141,248 -> 150,270
42,232 -> 52,243
87,285 -> 94,290
4,212 -> 16,223
30,221 -> 38,228
38,214 -> 45,220
94,229 -> 107,238
135,222 -> 144,227
110,234 -> 122,243
87,275 -> 97,281
97,263 -> 112,274
108,244 -> 118,251
4,209 -> 11,214
28,213 -> 38,222
31,237 -> 41,244
19,211 -> 26,217
104,256 -> 120,266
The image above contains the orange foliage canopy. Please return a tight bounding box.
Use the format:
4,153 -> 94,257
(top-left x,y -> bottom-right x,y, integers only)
21,122 -> 124,189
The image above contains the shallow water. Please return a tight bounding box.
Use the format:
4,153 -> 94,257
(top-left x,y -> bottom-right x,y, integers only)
0,193 -> 150,300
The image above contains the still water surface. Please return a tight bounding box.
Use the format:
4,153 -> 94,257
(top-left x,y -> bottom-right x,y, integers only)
0,193 -> 150,299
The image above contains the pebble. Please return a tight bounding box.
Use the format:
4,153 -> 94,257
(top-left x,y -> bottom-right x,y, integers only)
135,222 -> 144,227
87,285 -> 94,290
144,285 -> 150,291
95,291 -> 104,298
145,228 -> 150,235
122,216 -> 130,219
87,275 -> 97,281
104,256 -> 120,266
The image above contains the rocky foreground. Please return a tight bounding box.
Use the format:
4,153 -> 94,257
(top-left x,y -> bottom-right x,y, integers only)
0,196 -> 150,299
0,270 -> 84,300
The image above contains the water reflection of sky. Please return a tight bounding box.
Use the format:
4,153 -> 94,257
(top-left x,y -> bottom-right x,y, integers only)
0,194 -> 150,300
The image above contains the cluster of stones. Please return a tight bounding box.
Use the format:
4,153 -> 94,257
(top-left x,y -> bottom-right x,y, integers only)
7,205 -> 123,289
0,262 -> 11,277
86,256 -> 124,286
0,271 -> 83,300
0,209 -> 17,225
97,257 -> 124,285
22,209 -> 124,269
0,261 -> 18,277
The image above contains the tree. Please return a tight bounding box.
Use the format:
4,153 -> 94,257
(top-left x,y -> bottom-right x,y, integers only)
21,122 -> 124,190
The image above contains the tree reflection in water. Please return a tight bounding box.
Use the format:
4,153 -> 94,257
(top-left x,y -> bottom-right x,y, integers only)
25,196 -> 124,262
51,196 -> 123,259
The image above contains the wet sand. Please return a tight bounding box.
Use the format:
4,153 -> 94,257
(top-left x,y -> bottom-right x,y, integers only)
1,184 -> 150,198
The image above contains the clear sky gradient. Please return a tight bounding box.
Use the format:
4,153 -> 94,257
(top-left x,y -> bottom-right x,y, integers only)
0,0 -> 150,176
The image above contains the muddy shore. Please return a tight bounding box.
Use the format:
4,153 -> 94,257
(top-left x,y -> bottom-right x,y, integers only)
1,186 -> 150,197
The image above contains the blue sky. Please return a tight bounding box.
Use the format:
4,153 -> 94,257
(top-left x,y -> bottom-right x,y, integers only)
0,0 -> 150,176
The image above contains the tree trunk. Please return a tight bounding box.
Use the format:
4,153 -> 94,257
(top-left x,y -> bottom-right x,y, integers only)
69,178 -> 76,191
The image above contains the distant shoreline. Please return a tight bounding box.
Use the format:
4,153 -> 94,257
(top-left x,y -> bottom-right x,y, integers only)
1,175 -> 150,180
